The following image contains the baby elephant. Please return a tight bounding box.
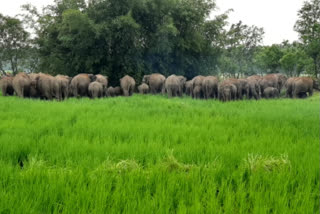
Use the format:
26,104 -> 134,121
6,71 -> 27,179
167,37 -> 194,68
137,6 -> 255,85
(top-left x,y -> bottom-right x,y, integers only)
138,83 -> 149,94
263,87 -> 279,99
88,82 -> 103,99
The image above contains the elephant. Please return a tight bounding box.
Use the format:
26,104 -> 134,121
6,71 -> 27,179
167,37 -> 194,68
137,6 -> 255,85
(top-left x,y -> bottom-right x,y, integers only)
0,76 -> 14,96
70,74 -> 96,97
28,73 -> 40,98
88,81 -> 103,98
292,77 -> 314,98
275,73 -> 287,92
285,77 -> 299,98
12,72 -> 32,98
138,83 -> 149,94
263,87 -> 279,99
114,86 -> 122,96
95,74 -> 108,96
164,75 -> 186,97
56,75 -> 71,100
142,73 -> 166,94
202,76 -> 218,99
218,82 -> 237,102
260,74 -> 287,95
223,78 -> 241,99
238,79 -> 250,99
247,75 -> 262,99
120,75 -> 135,96
191,75 -> 205,98
193,85 -> 202,99
185,80 -> 193,96
35,73 -> 60,100
106,87 -> 115,97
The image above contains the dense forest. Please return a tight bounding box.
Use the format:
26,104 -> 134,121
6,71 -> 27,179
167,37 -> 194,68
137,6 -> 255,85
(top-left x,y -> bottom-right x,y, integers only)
0,0 -> 319,85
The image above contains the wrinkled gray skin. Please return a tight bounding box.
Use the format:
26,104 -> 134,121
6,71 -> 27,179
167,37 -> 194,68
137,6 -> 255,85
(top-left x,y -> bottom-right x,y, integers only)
95,74 -> 108,96
0,76 -> 14,96
13,72 -> 32,98
35,73 -> 60,100
138,83 -> 149,94
164,75 -> 186,97
192,75 -> 205,99
56,75 -> 71,100
88,81 -> 103,99
275,73 -> 287,92
218,82 -> 237,102
285,77 -> 299,98
202,76 -> 218,99
263,87 -> 279,99
247,75 -> 261,100
114,86 -> 122,96
185,80 -> 193,96
70,74 -> 96,97
120,75 -> 135,96
142,73 -> 166,94
292,77 -> 314,98
238,79 -> 250,99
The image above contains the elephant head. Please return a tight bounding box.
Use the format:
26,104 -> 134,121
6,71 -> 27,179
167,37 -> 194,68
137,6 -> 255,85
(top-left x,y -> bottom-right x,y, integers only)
142,75 -> 150,84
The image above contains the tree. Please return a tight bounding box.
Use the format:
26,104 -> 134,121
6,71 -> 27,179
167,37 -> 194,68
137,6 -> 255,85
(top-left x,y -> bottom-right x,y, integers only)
254,45 -> 284,73
294,0 -> 320,77
219,21 -> 264,77
0,14 -> 30,75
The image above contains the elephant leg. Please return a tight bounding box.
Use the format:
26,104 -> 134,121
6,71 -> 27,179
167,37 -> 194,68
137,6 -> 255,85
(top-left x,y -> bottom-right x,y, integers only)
309,88 -> 313,97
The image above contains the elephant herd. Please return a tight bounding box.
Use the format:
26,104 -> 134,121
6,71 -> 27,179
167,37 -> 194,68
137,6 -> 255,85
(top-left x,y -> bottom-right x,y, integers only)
0,72 -> 318,101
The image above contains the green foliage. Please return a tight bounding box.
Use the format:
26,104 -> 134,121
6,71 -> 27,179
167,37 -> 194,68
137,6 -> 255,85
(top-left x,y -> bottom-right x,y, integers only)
294,0 -> 320,77
21,0 -> 226,83
0,94 -> 319,212
0,14 -> 31,74
254,45 -> 284,73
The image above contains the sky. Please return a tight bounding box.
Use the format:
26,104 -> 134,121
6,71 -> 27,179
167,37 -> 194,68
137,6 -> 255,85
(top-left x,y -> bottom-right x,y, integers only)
0,0 -> 304,45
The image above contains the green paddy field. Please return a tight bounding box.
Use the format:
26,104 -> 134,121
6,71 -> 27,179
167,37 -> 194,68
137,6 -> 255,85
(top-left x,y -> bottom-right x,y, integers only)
0,94 -> 319,213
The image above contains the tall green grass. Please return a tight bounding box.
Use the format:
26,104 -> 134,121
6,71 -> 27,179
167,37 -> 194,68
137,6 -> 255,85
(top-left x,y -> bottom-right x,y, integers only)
0,94 -> 319,213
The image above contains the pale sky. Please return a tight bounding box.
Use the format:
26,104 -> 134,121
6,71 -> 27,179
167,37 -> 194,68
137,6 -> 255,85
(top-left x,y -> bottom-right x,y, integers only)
0,0 -> 304,45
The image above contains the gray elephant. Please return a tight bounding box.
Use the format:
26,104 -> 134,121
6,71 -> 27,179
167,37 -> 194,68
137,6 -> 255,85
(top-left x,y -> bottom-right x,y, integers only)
218,82 -> 237,102
164,75 -> 186,97
13,72 -> 32,98
95,74 -> 108,96
185,80 -> 193,96
202,76 -> 218,99
192,75 -> 205,98
193,85 -> 202,99
28,73 -> 40,98
263,87 -> 279,99
223,78 -> 241,99
260,74 -> 286,94
70,74 -> 96,97
120,75 -> 135,96
106,87 -> 115,97
89,81 -> 103,98
285,77 -> 299,98
238,79 -> 249,99
247,75 -> 261,100
35,73 -> 60,100
142,73 -> 166,94
292,77 -> 315,98
56,75 -> 71,100
114,86 -> 122,96
138,83 -> 149,94
0,75 -> 14,96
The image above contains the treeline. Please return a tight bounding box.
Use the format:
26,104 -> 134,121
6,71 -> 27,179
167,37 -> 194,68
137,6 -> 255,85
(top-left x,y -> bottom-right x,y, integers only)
0,0 -> 319,85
